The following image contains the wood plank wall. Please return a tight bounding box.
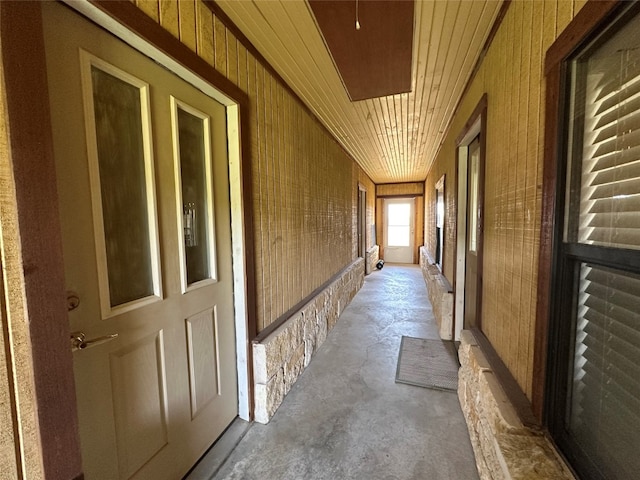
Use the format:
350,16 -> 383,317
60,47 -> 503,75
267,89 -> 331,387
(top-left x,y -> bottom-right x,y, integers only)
424,0 -> 585,400
132,0 -> 372,332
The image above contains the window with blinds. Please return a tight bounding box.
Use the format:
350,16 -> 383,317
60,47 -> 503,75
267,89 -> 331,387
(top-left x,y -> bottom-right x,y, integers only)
566,23 -> 640,250
557,6 -> 640,480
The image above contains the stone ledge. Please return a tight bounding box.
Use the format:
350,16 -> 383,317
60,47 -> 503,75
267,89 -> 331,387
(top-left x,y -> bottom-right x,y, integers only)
365,245 -> 379,275
419,246 -> 453,339
253,258 -> 365,424
458,331 -> 576,480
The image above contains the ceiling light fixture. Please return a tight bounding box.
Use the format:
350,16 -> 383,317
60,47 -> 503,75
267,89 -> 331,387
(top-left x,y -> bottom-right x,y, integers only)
355,0 -> 361,30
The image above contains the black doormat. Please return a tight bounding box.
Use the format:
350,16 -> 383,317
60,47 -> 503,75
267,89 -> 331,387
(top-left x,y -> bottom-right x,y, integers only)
395,336 -> 459,391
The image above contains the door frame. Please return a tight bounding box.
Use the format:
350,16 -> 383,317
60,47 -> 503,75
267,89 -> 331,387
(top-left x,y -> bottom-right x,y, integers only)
383,197 -> 415,264
0,1 -> 256,477
454,94 -> 487,341
66,0 -> 254,421
357,185 -> 366,258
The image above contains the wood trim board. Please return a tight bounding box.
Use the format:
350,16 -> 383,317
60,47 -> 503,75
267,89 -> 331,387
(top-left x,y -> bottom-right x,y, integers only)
0,2 -> 82,478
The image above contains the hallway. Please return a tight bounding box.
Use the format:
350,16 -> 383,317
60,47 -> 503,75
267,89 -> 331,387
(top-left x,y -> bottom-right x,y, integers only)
194,265 -> 479,480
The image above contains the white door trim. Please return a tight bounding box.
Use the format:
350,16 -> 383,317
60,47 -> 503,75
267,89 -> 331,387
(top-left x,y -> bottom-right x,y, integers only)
454,117 -> 481,342
384,197 -> 415,264
64,0 -> 251,420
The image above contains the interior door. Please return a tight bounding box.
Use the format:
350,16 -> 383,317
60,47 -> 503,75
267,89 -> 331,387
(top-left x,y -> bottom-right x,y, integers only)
43,3 -> 237,479
464,136 -> 482,329
384,198 -> 415,263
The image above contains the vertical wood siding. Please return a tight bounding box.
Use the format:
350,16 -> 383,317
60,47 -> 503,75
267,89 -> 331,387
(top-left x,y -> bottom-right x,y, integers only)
424,0 -> 586,399
133,0 -> 369,332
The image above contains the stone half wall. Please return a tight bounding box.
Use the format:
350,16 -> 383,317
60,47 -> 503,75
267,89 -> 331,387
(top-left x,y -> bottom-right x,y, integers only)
252,258 -> 365,424
458,331 -> 575,480
365,245 -> 379,275
419,247 -> 453,340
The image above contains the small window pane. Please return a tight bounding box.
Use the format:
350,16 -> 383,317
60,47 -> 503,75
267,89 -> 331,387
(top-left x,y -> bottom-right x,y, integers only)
567,263 -> 640,479
468,146 -> 480,253
176,106 -> 214,286
388,226 -> 410,247
91,66 -> 154,307
388,203 -> 411,226
566,13 -> 640,250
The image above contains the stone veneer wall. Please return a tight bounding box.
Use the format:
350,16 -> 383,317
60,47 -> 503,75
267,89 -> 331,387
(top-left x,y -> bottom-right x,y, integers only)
419,247 -> 453,340
365,245 -> 379,275
253,258 -> 365,424
458,331 -> 575,480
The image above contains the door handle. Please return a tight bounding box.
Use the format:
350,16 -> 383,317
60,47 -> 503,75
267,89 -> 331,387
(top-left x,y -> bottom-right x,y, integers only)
70,331 -> 118,352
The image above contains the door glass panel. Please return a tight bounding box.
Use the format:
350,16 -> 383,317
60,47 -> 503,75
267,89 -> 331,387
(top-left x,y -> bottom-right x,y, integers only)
388,226 -> 410,246
173,100 -> 217,289
90,65 -> 155,307
387,202 -> 411,246
468,143 -> 480,253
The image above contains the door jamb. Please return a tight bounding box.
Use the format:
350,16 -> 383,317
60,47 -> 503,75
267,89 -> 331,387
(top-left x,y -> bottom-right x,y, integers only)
357,185 -> 366,258
454,94 -> 487,341
0,2 -> 81,478
383,197 -> 415,264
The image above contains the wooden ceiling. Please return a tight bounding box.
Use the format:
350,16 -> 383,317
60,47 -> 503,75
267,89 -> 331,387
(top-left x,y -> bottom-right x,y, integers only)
308,0 -> 414,101
215,0 -> 503,184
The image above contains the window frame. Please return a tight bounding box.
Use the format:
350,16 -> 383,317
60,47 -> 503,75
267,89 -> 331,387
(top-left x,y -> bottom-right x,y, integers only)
537,2 -> 640,479
435,174 -> 445,271
170,96 -> 219,293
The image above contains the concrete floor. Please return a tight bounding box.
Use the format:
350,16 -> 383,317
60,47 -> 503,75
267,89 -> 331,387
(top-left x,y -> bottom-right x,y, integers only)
188,265 -> 480,480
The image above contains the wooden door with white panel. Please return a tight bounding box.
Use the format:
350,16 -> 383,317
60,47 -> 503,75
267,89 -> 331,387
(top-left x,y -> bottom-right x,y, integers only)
42,3 -> 237,479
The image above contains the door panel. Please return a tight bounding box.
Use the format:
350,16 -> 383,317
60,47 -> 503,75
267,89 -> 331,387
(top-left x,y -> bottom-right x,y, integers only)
110,332 -> 169,479
42,3 -> 237,479
185,307 -> 220,418
384,198 -> 415,263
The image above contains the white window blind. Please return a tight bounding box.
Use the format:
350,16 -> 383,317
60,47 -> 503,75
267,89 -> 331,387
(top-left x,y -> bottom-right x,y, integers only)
576,43 -> 640,249
568,264 -> 640,479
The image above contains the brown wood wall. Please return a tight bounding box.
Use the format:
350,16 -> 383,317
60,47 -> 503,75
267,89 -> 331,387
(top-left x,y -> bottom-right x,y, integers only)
376,182 -> 424,197
131,0 -> 374,332
424,0 -> 587,400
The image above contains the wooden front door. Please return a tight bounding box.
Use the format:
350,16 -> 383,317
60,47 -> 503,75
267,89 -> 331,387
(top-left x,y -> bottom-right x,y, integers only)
43,3 -> 237,478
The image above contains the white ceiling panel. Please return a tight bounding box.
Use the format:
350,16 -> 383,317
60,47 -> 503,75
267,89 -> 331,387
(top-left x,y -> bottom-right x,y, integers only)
216,0 -> 503,183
